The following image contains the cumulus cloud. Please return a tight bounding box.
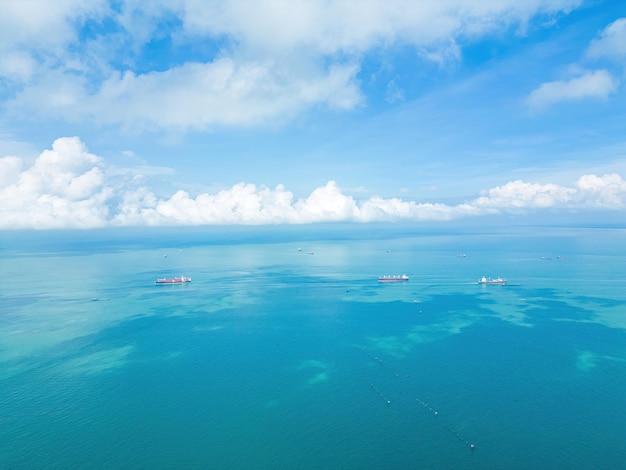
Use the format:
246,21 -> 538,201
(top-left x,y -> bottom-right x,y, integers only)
473,175 -> 626,210
122,183 -> 487,226
473,180 -> 576,208
586,18 -> 626,62
0,137 -> 113,229
0,156 -> 22,186
575,173 -> 626,208
526,69 -> 618,110
1,137 -> 625,230
2,0 -> 581,130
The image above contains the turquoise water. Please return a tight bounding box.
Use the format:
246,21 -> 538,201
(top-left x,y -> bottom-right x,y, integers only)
1,225 -> 625,469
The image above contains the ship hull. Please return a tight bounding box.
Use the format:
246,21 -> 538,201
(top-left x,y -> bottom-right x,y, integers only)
477,276 -> 507,285
378,275 -> 409,283
155,277 -> 191,285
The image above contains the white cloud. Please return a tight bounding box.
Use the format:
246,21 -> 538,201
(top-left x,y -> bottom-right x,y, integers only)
473,180 -> 575,208
2,0 -> 581,130
576,173 -> 626,208
170,0 -> 580,55
526,69 -> 618,110
293,181 -> 359,222
473,174 -> 626,210
1,137 -> 625,230
0,0 -> 108,53
11,59 -> 363,130
0,156 -> 22,186
0,0 -> 110,91
0,52 -> 38,82
525,17 -> 626,112
0,137 -> 113,229
586,18 -> 626,62
112,181 -> 509,226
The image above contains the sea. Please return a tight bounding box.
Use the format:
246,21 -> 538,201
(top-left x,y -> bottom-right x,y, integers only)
0,223 -> 625,469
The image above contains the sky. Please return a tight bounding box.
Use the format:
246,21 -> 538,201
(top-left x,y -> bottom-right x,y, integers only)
0,0 -> 625,230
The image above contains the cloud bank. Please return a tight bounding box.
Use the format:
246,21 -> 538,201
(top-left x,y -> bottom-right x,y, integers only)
1,137 -> 624,230
1,0 -> 581,131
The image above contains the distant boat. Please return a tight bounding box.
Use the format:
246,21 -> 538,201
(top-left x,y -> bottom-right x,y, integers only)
156,276 -> 191,285
378,274 -> 409,283
478,276 -> 507,285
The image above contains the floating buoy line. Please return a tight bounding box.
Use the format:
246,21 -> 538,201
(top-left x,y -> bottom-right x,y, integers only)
369,383 -> 391,405
356,345 -> 400,378
357,345 -> 476,451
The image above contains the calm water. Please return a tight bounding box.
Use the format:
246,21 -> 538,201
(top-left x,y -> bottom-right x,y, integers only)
1,225 -> 625,469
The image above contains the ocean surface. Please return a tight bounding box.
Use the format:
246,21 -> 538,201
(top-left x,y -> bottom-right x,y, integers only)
1,224 -> 625,469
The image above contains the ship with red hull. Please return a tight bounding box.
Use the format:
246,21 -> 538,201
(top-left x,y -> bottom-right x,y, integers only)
156,276 -> 191,285
378,274 -> 409,283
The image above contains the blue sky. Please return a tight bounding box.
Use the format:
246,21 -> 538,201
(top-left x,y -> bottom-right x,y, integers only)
1,0 -> 625,229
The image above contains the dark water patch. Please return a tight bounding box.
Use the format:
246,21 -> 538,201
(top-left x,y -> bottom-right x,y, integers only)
521,298 -> 596,323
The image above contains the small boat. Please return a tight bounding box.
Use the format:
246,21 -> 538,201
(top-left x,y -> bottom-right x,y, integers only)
378,274 -> 409,283
156,276 -> 191,285
478,276 -> 507,285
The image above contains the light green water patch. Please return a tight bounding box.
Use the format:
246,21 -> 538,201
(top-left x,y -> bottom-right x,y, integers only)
576,350 -> 626,372
368,316 -> 474,358
190,287 -> 261,314
0,318 -> 103,367
571,303 -> 626,331
307,372 -> 330,385
537,290 -> 626,330
162,350 -> 184,361
342,282 -> 417,304
57,345 -> 134,375
476,287 -> 536,327
0,297 -> 144,368
295,359 -> 331,386
486,302 -> 534,327
296,359 -> 327,370
192,325 -> 225,332
588,307 -> 626,330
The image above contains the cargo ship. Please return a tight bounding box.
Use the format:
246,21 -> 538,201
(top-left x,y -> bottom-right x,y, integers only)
378,274 -> 409,283
156,276 -> 191,285
477,276 -> 507,285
